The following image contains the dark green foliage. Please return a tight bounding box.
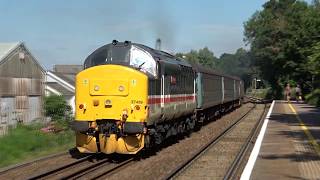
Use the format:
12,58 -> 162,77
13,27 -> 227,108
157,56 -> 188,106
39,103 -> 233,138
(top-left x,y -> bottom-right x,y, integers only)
305,89 -> 320,106
244,0 -> 320,98
217,48 -> 254,89
177,47 -> 254,89
44,95 -> 72,127
176,47 -> 218,68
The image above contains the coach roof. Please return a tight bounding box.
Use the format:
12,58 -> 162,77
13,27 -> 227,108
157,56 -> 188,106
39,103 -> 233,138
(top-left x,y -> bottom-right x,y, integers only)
191,63 -> 241,80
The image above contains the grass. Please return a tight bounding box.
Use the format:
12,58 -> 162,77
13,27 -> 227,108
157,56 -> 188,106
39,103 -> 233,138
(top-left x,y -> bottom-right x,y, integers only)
305,88 -> 320,107
0,123 -> 75,168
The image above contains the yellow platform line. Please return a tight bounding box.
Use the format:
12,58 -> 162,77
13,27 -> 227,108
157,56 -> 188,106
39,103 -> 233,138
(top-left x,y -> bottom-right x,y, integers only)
288,103 -> 320,156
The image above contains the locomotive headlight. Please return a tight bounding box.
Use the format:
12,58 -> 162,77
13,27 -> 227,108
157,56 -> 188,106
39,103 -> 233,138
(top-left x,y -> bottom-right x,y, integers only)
94,85 -> 100,91
105,99 -> 112,105
118,85 -> 125,92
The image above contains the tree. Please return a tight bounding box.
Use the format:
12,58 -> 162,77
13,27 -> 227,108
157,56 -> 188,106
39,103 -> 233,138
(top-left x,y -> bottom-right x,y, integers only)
243,0 -> 319,97
198,47 -> 217,68
307,41 -> 320,87
176,47 -> 218,68
217,48 -> 254,89
44,95 -> 72,123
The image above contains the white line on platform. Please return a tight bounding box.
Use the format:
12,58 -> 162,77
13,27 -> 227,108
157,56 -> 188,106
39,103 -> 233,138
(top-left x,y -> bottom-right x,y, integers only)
240,100 -> 275,180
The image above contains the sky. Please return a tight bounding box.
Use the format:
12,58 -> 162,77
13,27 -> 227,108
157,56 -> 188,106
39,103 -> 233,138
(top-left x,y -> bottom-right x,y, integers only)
0,0 -> 311,69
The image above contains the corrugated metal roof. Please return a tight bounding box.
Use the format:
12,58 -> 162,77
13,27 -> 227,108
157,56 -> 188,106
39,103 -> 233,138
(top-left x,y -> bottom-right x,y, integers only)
0,42 -> 20,61
46,82 -> 74,95
49,71 -> 76,86
53,65 -> 83,74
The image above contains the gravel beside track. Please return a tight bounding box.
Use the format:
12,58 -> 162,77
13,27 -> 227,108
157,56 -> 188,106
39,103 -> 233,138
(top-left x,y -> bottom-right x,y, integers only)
0,149 -> 89,180
105,103 -> 255,180
175,104 -> 266,179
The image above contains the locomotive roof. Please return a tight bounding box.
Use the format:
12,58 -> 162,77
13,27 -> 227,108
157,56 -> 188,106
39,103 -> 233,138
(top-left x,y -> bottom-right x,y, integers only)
132,43 -> 192,67
86,41 -> 241,81
191,63 -> 241,81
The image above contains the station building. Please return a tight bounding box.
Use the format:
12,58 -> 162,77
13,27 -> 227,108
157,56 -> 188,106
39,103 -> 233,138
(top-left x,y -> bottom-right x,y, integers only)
0,42 -> 45,134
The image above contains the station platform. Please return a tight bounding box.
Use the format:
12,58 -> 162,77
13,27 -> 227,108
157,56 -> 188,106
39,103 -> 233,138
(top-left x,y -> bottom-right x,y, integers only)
242,100 -> 320,180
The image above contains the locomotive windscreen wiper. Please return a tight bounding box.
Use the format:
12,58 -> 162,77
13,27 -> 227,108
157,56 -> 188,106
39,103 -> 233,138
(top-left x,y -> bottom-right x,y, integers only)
138,62 -> 145,69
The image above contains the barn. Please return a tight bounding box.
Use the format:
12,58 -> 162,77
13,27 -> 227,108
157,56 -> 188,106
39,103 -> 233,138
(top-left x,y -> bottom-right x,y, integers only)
0,42 -> 44,134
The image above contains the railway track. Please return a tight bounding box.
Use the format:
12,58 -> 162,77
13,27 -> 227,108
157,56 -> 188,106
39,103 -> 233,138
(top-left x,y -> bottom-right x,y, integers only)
27,154 -> 134,180
223,102 -> 267,179
0,152 -> 68,175
1,101 -> 264,180
165,100 -> 267,179
0,149 -> 91,179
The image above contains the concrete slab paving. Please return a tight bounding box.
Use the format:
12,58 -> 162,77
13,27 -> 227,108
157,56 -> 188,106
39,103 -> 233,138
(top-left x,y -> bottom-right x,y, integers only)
250,101 -> 320,180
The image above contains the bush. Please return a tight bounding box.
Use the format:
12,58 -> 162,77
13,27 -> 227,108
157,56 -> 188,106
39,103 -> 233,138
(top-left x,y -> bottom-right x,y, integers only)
44,95 -> 73,128
305,89 -> 320,107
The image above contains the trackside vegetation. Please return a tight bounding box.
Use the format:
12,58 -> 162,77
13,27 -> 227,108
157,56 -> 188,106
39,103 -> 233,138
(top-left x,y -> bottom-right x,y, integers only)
0,95 -> 75,168
305,89 -> 320,106
0,124 -> 74,168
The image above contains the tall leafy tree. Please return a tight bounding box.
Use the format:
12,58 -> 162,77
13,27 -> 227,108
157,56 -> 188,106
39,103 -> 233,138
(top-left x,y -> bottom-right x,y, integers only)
198,47 -> 217,68
176,47 -> 218,68
217,48 -> 253,88
244,0 -> 319,97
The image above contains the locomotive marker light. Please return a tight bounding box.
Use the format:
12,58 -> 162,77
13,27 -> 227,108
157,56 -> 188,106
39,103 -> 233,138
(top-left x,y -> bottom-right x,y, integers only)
119,85 -> 125,92
105,99 -> 112,105
94,85 -> 100,91
105,99 -> 112,108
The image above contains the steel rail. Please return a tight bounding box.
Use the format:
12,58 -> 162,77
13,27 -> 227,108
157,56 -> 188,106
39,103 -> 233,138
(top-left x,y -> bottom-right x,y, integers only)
165,103 -> 257,179
223,102 -> 267,179
60,157 -> 134,180
27,154 -> 96,180
90,158 -> 135,180
0,152 -> 68,175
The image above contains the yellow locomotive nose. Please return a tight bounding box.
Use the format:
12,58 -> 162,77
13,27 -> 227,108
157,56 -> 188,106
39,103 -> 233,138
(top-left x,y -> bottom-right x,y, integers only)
74,64 -> 148,154
75,64 -> 147,122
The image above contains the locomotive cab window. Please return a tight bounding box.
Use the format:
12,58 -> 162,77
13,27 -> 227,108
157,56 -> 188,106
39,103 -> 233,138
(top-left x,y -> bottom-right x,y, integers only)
84,44 -> 158,78
84,45 -> 130,68
130,45 -> 158,78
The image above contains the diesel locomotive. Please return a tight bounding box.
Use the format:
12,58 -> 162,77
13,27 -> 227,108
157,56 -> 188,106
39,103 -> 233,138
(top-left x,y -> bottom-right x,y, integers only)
71,40 -> 244,154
